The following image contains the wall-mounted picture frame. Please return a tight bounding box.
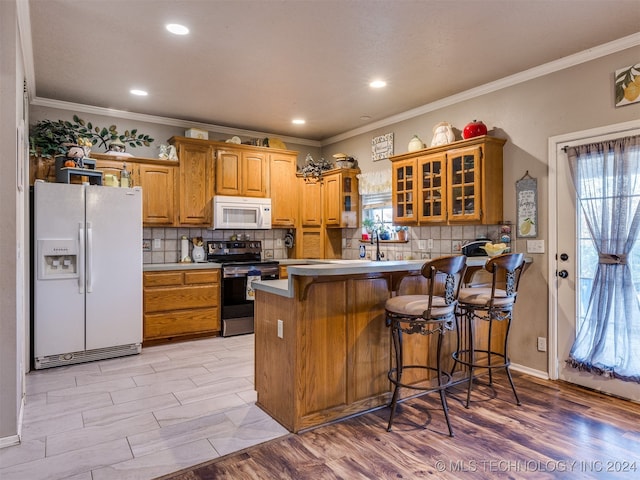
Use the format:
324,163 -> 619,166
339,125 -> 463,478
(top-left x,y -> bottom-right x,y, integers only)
615,62 -> 640,107
372,133 -> 393,161
516,171 -> 537,238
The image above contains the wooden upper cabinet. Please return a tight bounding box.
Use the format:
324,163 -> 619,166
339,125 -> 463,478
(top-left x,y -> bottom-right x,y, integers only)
390,136 -> 505,225
170,137 -> 214,226
270,152 -> 298,227
138,164 -> 176,225
299,178 -> 323,227
323,169 -> 360,228
215,147 -> 267,197
92,154 -> 176,226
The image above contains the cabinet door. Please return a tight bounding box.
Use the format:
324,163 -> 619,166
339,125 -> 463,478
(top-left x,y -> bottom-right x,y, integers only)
243,151 -> 267,197
270,152 -> 298,227
299,179 -> 322,226
178,143 -> 214,225
216,149 -> 242,195
392,159 -> 416,224
417,153 -> 446,223
323,173 -> 341,226
447,145 -> 482,222
138,164 -> 176,225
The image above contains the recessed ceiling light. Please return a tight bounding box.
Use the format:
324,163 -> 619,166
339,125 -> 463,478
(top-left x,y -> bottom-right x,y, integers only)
166,23 -> 189,35
370,80 -> 387,89
360,115 -> 372,121
292,119 -> 306,125
130,89 -> 148,96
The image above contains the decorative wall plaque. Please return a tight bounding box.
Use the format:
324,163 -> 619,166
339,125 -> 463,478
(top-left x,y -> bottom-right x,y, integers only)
372,133 -> 393,162
516,171 -> 537,238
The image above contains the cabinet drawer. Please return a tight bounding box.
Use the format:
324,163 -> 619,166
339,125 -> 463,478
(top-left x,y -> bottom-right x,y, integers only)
185,270 -> 219,285
145,285 -> 218,313
144,308 -> 219,339
144,272 -> 183,287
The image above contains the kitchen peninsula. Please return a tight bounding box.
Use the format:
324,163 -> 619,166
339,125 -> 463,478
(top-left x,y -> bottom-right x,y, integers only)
253,258 -> 492,433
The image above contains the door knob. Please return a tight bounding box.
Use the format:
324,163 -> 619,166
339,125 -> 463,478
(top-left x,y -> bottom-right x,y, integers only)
557,270 -> 569,278
560,253 -> 569,261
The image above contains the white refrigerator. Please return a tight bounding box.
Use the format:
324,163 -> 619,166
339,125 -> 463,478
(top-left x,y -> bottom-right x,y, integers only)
33,180 -> 143,369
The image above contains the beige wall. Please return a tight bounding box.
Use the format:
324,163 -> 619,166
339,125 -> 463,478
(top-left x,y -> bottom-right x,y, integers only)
322,46 -> 640,373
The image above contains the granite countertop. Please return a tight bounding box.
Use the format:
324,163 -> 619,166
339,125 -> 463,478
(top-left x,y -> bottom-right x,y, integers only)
143,262 -> 222,271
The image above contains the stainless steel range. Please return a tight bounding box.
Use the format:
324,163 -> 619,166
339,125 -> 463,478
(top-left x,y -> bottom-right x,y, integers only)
206,241 -> 279,337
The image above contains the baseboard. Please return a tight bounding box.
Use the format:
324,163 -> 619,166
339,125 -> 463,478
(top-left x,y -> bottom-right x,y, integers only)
0,433 -> 20,449
0,396 -> 25,449
510,362 -> 549,380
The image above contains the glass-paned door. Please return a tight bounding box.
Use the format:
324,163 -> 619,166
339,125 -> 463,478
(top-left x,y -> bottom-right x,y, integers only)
556,130 -> 640,401
447,146 -> 481,222
392,159 -> 415,223
418,153 -> 446,223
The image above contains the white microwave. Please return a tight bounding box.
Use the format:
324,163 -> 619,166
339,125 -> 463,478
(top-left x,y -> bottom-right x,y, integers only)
212,195 -> 272,230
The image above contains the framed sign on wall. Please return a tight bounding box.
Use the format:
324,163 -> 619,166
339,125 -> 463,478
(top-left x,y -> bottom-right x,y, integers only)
516,171 -> 537,238
372,133 -> 393,161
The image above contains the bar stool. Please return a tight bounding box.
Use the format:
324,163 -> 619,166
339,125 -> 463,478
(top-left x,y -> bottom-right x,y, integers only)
385,255 -> 466,436
452,253 -> 525,408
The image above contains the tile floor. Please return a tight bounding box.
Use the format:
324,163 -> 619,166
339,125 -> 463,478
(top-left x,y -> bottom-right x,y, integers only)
0,335 -> 289,480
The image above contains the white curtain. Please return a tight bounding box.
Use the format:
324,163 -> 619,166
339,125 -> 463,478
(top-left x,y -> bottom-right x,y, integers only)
357,170 -> 392,195
566,135 -> 640,382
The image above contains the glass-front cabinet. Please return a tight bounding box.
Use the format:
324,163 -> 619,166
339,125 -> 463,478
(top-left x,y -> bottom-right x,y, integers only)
418,152 -> 446,223
447,146 -> 482,222
390,136 -> 505,225
392,158 -> 416,224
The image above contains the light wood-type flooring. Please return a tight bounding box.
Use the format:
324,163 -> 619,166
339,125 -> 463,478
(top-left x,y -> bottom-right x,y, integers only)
0,335 -> 288,480
157,370 -> 640,480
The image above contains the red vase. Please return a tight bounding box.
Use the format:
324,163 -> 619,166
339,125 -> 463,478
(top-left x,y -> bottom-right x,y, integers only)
463,120 -> 488,139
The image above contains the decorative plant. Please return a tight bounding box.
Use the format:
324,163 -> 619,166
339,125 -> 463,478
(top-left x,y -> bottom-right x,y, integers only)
30,115 -> 154,158
362,217 -> 375,233
300,153 -> 333,182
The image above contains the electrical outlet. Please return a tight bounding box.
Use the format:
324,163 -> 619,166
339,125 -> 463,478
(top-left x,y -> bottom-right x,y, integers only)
418,240 -> 426,250
276,238 -> 283,247
537,337 -> 547,352
527,240 -> 545,253
277,319 -> 284,339
153,238 -> 162,250
427,238 -> 433,250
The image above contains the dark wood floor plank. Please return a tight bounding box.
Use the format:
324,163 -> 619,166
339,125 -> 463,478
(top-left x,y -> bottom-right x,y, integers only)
156,373 -> 640,480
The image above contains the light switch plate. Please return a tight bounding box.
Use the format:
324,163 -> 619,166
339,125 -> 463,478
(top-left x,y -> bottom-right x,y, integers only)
418,240 -> 426,250
153,238 -> 162,250
527,239 -> 545,253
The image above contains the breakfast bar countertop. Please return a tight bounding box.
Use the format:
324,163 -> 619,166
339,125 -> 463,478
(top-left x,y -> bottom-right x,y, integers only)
254,257 -> 502,298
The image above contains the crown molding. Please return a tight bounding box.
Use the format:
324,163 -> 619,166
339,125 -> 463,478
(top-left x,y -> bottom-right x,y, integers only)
30,97 -> 322,148
322,32 -> 640,146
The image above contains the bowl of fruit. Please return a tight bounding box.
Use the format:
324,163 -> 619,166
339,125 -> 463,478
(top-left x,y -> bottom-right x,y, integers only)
481,242 -> 509,257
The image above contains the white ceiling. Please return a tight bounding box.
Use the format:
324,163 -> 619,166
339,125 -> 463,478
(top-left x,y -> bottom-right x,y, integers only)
26,0 -> 640,142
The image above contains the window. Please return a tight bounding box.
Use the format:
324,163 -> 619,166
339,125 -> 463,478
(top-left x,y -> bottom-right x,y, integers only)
362,192 -> 393,236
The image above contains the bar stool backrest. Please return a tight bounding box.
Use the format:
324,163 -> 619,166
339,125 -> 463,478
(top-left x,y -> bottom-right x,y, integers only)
484,253 -> 525,307
420,255 -> 467,309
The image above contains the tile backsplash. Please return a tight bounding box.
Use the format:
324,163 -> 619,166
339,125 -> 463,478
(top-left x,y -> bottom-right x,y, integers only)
144,224 -> 513,264
341,224 -> 513,261
143,228 -> 291,264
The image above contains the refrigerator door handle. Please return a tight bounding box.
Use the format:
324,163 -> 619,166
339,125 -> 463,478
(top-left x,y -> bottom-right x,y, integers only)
86,222 -> 93,293
78,222 -> 85,294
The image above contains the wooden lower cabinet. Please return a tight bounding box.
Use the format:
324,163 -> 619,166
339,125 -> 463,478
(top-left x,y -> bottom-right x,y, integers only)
143,269 -> 220,344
